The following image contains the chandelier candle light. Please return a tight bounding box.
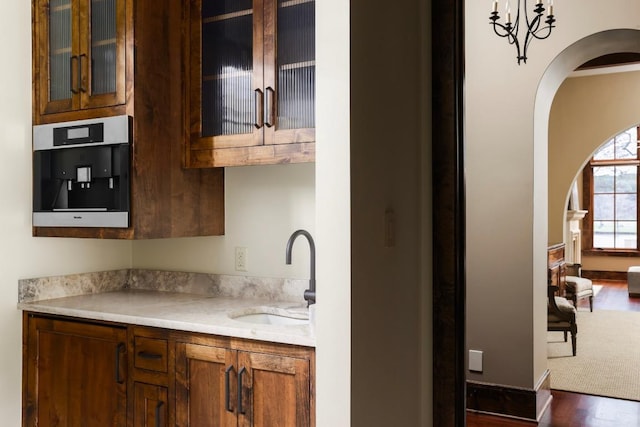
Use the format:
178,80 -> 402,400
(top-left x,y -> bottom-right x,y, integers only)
489,0 -> 556,65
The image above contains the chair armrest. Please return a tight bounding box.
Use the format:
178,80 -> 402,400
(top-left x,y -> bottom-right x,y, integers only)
548,285 -> 576,321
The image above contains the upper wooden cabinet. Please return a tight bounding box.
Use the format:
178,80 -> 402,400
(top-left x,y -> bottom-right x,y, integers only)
185,0 -> 316,167
33,0 -> 126,117
31,0 -> 225,239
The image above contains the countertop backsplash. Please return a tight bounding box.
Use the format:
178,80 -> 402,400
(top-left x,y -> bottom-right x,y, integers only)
19,269 -> 308,304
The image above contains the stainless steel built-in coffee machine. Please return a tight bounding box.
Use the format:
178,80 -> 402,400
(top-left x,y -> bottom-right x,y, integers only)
33,116 -> 131,228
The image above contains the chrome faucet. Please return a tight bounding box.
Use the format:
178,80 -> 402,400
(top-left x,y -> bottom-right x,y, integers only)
285,229 -> 316,306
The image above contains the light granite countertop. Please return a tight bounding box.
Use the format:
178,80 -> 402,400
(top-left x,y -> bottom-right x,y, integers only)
17,270 -> 315,347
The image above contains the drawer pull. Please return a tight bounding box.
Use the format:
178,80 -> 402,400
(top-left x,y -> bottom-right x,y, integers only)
115,343 -> 126,384
238,366 -> 247,415
264,86 -> 275,128
155,401 -> 164,427
137,351 -> 163,360
70,56 -> 79,94
254,89 -> 264,129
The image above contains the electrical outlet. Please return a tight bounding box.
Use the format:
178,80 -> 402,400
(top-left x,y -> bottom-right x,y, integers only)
235,247 -> 248,271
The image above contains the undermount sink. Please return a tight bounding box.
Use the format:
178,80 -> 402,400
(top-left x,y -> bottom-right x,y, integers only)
230,307 -> 309,326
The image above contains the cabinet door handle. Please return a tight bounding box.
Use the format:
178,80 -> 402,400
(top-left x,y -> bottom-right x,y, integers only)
137,351 -> 162,360
70,55 -> 79,94
237,366 -> 247,415
78,54 -> 87,93
225,365 -> 234,412
115,342 -> 125,384
264,87 -> 275,128
155,401 -> 164,427
254,89 -> 264,129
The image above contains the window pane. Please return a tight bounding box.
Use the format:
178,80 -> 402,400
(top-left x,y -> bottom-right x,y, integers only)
594,127 -> 639,160
593,194 -> 614,220
615,165 -> 637,193
593,166 -> 615,193
594,139 -> 615,161
594,220 -> 614,248
616,193 -> 637,221
591,127 -> 640,251
616,221 -> 637,248
614,128 -> 638,159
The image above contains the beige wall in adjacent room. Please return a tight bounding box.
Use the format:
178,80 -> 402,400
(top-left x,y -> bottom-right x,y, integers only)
465,0 -> 640,392
548,70 -> 640,245
548,70 -> 640,272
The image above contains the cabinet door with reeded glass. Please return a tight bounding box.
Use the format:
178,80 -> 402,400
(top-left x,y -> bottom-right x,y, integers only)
263,0 -> 315,146
189,0 -> 262,154
78,0 -> 126,110
34,0 -> 77,114
186,0 -> 315,167
34,0 -> 126,116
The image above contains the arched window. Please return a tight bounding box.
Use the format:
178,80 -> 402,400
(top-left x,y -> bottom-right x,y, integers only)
584,126 -> 639,252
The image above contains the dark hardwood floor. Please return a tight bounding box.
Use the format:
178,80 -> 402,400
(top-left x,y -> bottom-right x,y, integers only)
467,280 -> 640,426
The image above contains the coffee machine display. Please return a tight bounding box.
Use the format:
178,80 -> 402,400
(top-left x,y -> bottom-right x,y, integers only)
33,116 -> 131,228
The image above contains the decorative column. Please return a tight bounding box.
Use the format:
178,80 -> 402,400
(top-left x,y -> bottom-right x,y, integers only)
566,209 -> 588,264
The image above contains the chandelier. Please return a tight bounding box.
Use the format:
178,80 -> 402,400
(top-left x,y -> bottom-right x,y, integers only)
489,0 -> 556,65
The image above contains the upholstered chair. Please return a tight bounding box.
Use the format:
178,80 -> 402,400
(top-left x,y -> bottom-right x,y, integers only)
565,263 -> 594,312
548,284 -> 578,356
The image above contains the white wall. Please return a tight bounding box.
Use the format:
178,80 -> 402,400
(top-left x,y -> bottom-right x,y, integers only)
0,2 -> 132,424
315,0 -> 351,423
132,163 -> 315,279
465,0 -> 640,391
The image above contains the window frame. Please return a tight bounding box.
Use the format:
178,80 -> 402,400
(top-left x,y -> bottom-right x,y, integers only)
583,126 -> 640,256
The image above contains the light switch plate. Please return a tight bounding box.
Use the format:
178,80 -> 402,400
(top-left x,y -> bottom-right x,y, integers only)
469,350 -> 483,372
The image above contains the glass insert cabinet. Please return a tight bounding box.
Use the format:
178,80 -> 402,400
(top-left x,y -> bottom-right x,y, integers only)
33,0 -> 126,117
186,0 -> 316,167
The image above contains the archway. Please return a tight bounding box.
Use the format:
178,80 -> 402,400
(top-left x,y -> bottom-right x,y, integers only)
536,27 -> 640,399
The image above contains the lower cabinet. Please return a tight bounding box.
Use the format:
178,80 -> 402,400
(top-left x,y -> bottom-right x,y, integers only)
22,313 -> 315,427
23,314 -> 128,427
133,383 -> 168,427
175,340 -> 312,427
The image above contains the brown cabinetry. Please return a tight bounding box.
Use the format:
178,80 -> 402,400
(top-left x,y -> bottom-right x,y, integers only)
31,0 -> 224,239
176,337 -> 313,426
33,0 -> 127,117
185,0 -> 316,167
133,383 -> 168,427
22,314 -> 314,427
23,315 -> 128,427
130,327 -> 173,427
548,242 -> 567,296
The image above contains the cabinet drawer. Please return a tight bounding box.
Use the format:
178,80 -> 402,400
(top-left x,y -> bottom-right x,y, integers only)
134,336 -> 168,373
